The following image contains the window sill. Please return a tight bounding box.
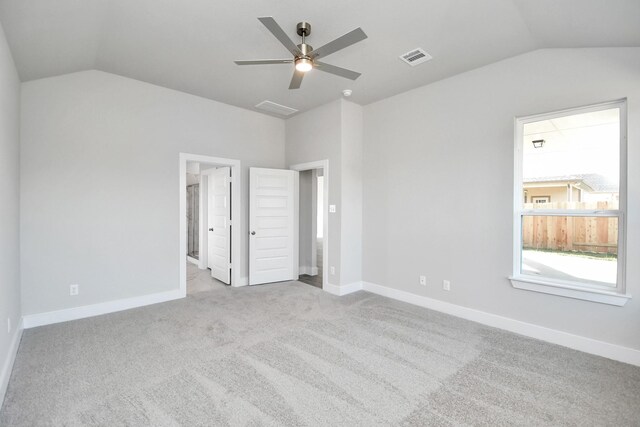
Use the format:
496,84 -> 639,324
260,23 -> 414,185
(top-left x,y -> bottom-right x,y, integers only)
509,276 -> 631,306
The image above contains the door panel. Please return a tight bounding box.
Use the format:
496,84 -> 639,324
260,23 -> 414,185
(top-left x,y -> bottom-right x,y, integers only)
249,168 -> 298,285
208,167 -> 231,284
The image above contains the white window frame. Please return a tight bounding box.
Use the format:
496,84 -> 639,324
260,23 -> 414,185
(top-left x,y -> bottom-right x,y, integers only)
510,99 -> 631,306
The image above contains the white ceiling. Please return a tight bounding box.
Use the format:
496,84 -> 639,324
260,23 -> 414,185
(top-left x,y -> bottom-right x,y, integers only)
1,0 -> 639,117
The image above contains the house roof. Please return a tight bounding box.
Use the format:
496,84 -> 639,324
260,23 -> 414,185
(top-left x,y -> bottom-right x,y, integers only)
523,173 -> 618,193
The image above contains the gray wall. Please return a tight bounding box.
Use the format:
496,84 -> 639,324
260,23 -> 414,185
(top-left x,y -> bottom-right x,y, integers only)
286,100 -> 343,285
0,21 -> 21,401
20,70 -> 285,315
285,99 -> 364,287
363,48 -> 640,350
340,101 -> 363,286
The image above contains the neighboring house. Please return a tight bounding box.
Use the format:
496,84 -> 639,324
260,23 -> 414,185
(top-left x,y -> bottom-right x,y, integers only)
523,173 -> 619,204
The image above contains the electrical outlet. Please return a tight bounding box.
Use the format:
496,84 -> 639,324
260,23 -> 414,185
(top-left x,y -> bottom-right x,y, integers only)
7,317 -> 10,334
419,275 -> 426,286
443,280 -> 451,291
69,284 -> 79,296
329,205 -> 336,213
330,266 -> 335,275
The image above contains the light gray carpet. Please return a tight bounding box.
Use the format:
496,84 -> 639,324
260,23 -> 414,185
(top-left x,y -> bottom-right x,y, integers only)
186,262 -> 227,295
2,275 -> 640,425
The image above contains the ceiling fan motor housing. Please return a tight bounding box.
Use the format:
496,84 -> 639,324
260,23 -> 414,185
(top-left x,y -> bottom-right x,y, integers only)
296,22 -> 313,62
296,22 -> 311,37
297,43 -> 313,57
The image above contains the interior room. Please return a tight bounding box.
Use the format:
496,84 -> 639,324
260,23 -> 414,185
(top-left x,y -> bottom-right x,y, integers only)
297,167 -> 325,288
1,1 -> 639,425
184,159 -> 236,294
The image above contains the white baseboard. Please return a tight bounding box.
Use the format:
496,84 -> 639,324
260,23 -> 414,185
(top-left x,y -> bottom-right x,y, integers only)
361,281 -> 640,367
323,281 -> 363,296
187,256 -> 199,266
22,289 -> 183,329
322,282 -> 340,295
298,266 -> 319,276
233,276 -> 249,287
1,318 -> 23,407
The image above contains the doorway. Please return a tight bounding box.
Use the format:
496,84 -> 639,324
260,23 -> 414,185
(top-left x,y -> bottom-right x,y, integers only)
290,160 -> 329,291
297,169 -> 324,288
179,153 -> 241,297
186,169 -> 200,262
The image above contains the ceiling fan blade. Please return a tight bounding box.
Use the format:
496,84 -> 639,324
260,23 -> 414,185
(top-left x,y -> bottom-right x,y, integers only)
234,59 -> 293,65
258,17 -> 303,57
310,28 -> 367,59
314,61 -> 361,80
289,70 -> 304,89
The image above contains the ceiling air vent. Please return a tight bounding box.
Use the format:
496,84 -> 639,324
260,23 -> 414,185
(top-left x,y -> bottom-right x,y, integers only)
399,48 -> 432,66
255,100 -> 298,116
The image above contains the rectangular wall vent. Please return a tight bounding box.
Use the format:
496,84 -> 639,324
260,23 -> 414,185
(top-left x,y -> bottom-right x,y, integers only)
399,48 -> 432,66
255,100 -> 298,116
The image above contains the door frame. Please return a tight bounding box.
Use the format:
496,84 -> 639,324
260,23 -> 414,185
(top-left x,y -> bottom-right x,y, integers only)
179,153 -> 241,297
289,160 -> 329,291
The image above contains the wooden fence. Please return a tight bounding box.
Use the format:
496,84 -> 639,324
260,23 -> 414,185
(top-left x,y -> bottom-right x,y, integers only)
522,201 -> 618,254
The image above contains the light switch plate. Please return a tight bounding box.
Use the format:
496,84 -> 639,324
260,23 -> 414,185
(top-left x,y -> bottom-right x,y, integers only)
329,205 -> 336,213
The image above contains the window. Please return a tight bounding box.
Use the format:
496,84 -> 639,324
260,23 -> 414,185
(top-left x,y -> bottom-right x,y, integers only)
511,100 -> 629,306
531,196 -> 550,204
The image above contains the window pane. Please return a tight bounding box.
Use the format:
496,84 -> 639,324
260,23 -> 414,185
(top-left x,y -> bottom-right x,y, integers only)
521,215 -> 618,287
522,108 -> 620,210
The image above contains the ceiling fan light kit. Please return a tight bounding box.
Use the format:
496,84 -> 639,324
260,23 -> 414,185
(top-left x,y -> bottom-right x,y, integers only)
234,17 -> 367,89
295,58 -> 313,72
294,40 -> 313,72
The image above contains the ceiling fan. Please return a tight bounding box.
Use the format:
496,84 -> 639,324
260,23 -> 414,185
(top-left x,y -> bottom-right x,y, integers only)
234,17 -> 367,89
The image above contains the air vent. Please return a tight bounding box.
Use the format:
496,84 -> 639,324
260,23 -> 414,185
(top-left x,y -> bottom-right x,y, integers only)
255,100 -> 298,116
399,48 -> 432,67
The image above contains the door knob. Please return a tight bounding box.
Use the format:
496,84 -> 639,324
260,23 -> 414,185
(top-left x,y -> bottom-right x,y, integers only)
250,231 -> 256,235
209,228 -> 214,231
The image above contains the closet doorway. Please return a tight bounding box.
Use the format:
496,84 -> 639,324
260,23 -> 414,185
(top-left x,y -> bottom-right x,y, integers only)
290,160 -> 330,291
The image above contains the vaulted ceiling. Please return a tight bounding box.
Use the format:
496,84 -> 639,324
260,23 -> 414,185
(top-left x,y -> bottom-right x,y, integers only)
1,0 -> 639,116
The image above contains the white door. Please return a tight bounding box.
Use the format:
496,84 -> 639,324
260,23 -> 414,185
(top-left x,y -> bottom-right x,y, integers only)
249,168 -> 299,285
208,167 -> 231,284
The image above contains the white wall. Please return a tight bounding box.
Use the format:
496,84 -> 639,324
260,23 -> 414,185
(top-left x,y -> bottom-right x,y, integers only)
0,21 -> 21,405
20,70 -> 285,316
186,173 -> 200,186
363,48 -> 640,350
